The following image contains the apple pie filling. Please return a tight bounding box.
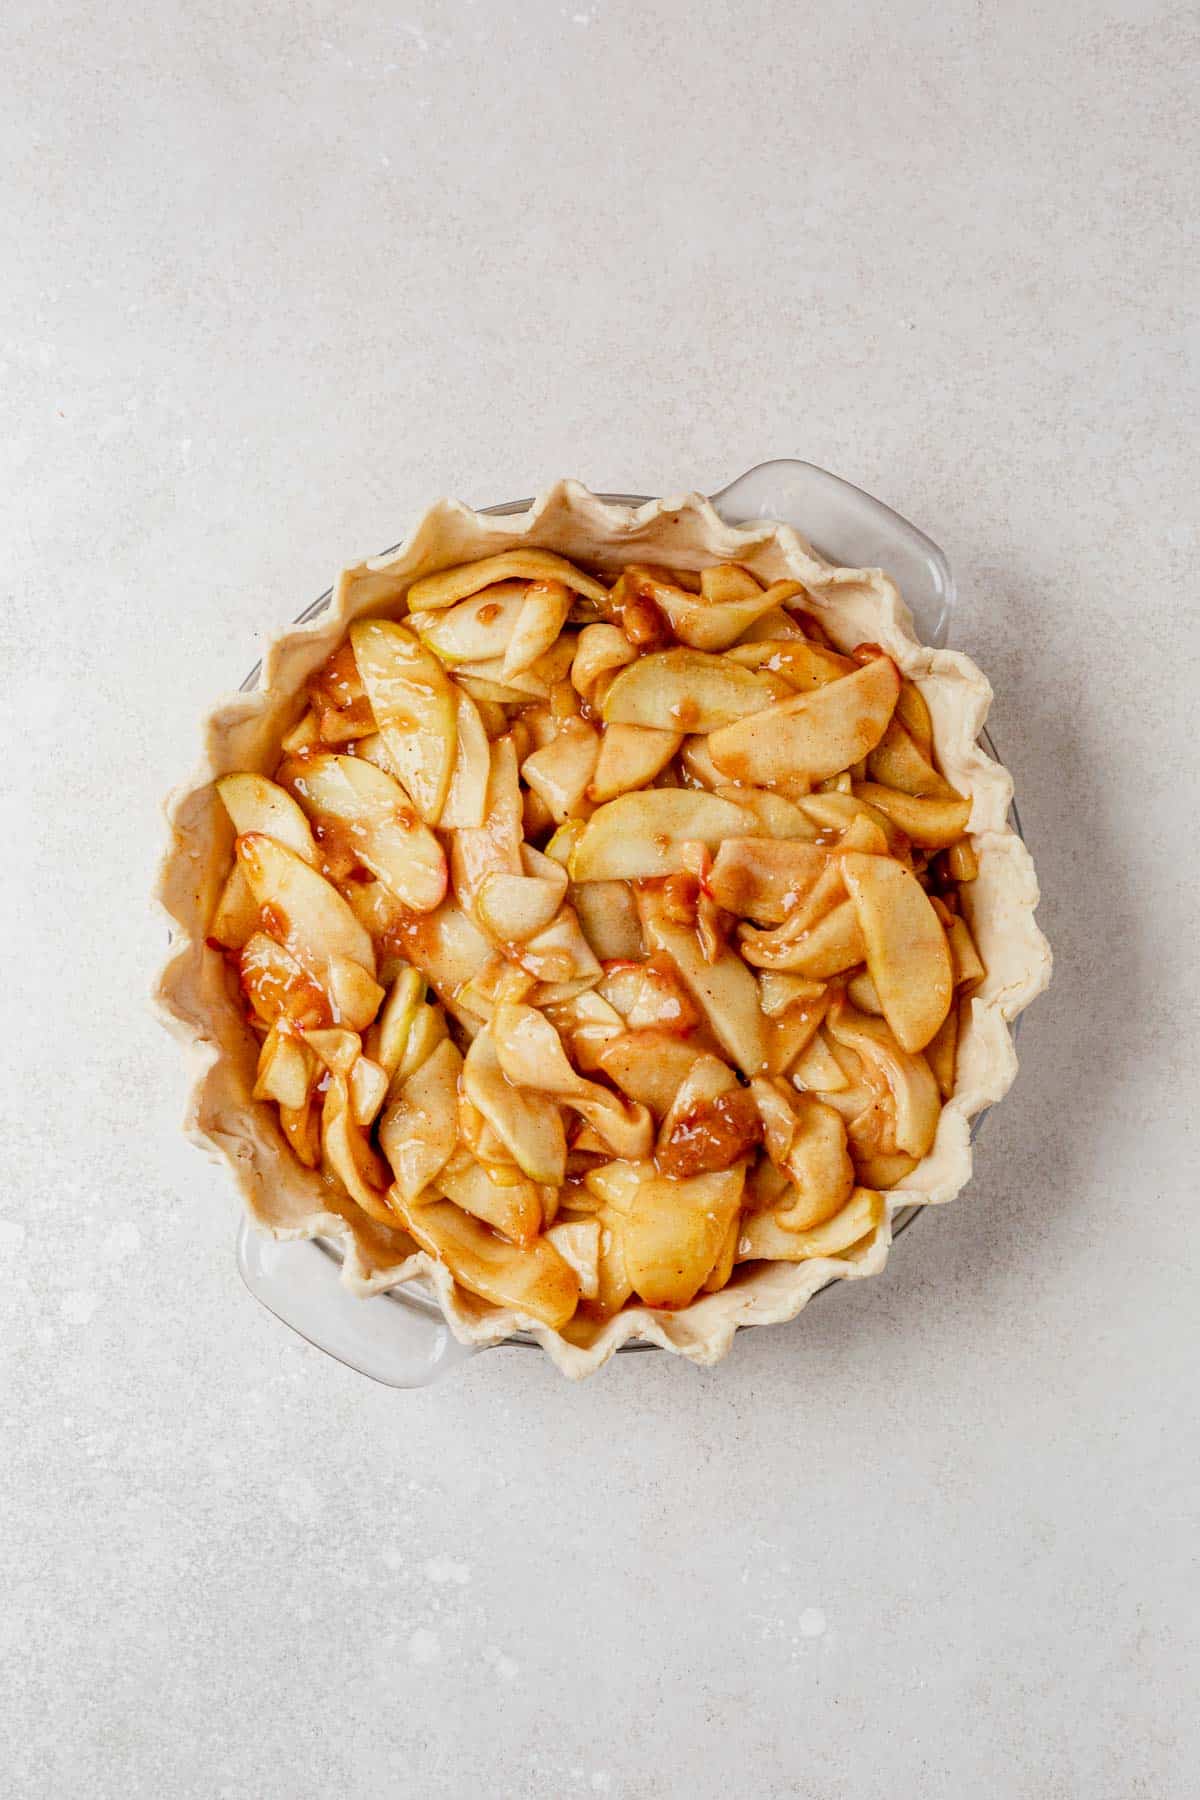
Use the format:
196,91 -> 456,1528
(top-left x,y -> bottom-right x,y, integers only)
207,551 -> 984,1334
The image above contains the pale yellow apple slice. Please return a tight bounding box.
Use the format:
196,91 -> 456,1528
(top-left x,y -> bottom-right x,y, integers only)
492,1003 -> 653,1160
462,1025 -> 567,1185
409,581 -> 527,664
725,639 -> 856,689
708,838 -> 828,924
437,1151 -> 544,1246
937,904 -> 986,990
393,995 -> 449,1084
216,773 -> 318,864
751,1080 -> 854,1231
738,898 -> 866,977
826,1002 -> 941,1159
841,851 -> 952,1052
602,648 -> 790,733
758,973 -> 827,1020
763,984 -> 832,1077
846,970 -> 885,1014
289,753 -> 447,913
501,579 -> 572,679
321,1075 -> 396,1227
656,1057 -> 760,1179
438,690 -> 491,830
208,862 -> 259,950
895,679 -> 934,758
405,548 -> 610,612
517,905 -> 603,989
632,570 -> 805,652
733,607 -> 810,644
325,955 -> 385,1033
396,1195 -> 580,1328
386,898 -> 494,1025
596,1030 -> 702,1117
588,723 -> 682,803
477,868 -> 567,944
253,1025 -> 316,1111
349,619 -> 457,825
850,782 -> 971,849
624,1167 -> 745,1308
791,1029 -> 850,1093
797,789 -> 909,855
925,999 -> 960,1101
709,654 -> 901,788
238,932 -> 326,1028
366,969 -> 424,1079
638,886 -> 767,1075
866,717 -> 958,798
852,1150 -> 919,1190
945,837 -> 979,883
545,1219 -> 601,1299
736,1186 -> 884,1263
679,734 -> 724,790
449,733 -> 523,914
569,788 -> 752,882
700,563 -> 763,603
701,1209 -> 740,1294
377,1036 -> 463,1204
573,879 -> 643,962
570,622 -> 636,699
238,832 -> 376,981
521,718 -> 600,822
711,786 -> 819,840
455,669 -> 545,707
280,708 -> 321,755
302,1026 -> 361,1077
349,1056 -> 388,1127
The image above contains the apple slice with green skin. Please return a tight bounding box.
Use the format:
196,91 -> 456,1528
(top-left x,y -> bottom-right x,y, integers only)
502,579 -> 572,679
288,753 -> 447,913
349,619 -> 457,825
569,788 -> 753,882
624,1167 -> 745,1308
405,547 -> 610,613
638,885 -> 767,1076
378,1036 -> 463,1204
238,831 -> 376,980
438,690 -> 491,830
216,773 -> 318,864
841,852 -> 952,1053
850,783 -> 971,849
588,724 -> 682,804
709,653 -> 901,788
409,582 -> 527,664
437,1151 -> 544,1246
602,648 -> 790,733
463,1024 -> 567,1185
736,1186 -> 884,1263
395,1195 -> 580,1329
521,718 -> 600,823
708,838 -> 828,924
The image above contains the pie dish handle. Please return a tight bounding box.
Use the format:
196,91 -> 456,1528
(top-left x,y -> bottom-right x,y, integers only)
710,459 -> 956,649
236,1219 -> 477,1388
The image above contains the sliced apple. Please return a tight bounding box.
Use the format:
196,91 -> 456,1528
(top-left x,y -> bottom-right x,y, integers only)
386,898 -> 494,1024
302,1026 -> 361,1077
238,832 -> 376,983
846,970 -> 884,1014
751,1080 -> 855,1230
517,906 -> 603,989
725,638 -> 857,689
455,670 -> 544,707
492,1002 -> 653,1160
630,569 -> 804,652
763,982 -> 832,1076
734,607 -> 810,644
573,879 -> 644,962
365,967 -> 423,1079
708,838 -> 828,924
463,1025 -> 567,1185
253,1025 -> 316,1111
476,871 -> 565,946
791,1030 -> 850,1093
702,1209 -> 740,1294
624,1167 -> 745,1308
825,1001 -> 941,1158
349,619 -> 457,824
321,1075 -> 396,1226
841,851 -> 952,1052
409,581 -> 527,664
945,837 -> 979,883
217,773 -> 318,864
711,786 -> 819,840
925,999 -> 960,1101
209,861 -> 259,950
895,679 -> 934,758
438,690 -> 491,830
638,886 -> 766,1075
709,654 -> 900,788
570,622 -> 636,699
797,789 -> 909,855
545,1219 -> 601,1299
280,708 -> 321,755
941,907 -> 986,991
396,1195 -> 579,1328
758,973 -> 827,1020
679,734 -> 724,790
521,718 -> 600,822
288,753 -> 447,913
656,1057 -> 760,1179
449,733 -> 524,916
500,579 -> 572,679
736,1186 -> 884,1263
850,782 -> 971,849
866,717 -> 958,799
700,563 -> 763,603
405,547 -> 610,613
569,788 -> 752,882
739,898 -> 866,977
377,1036 -> 462,1204
349,1056 -> 388,1127
436,1151 -> 543,1246
588,724 -> 682,804
852,1150 -> 919,1189
278,1091 -> 321,1168
596,1030 -> 702,1117
238,932 -> 326,1028
602,648 -> 790,733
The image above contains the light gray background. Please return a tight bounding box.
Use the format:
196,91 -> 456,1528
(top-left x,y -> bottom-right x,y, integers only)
4,2 -> 1197,1796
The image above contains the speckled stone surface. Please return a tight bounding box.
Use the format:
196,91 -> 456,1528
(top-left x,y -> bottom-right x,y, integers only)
5,2 -> 1197,1795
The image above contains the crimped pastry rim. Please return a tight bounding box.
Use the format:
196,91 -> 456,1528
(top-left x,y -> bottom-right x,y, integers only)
154,480 -> 1051,1378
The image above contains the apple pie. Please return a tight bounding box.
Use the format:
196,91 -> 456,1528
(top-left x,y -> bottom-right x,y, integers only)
156,482 -> 1050,1376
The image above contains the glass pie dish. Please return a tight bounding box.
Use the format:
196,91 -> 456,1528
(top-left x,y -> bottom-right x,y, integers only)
200,459 -> 1033,1386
